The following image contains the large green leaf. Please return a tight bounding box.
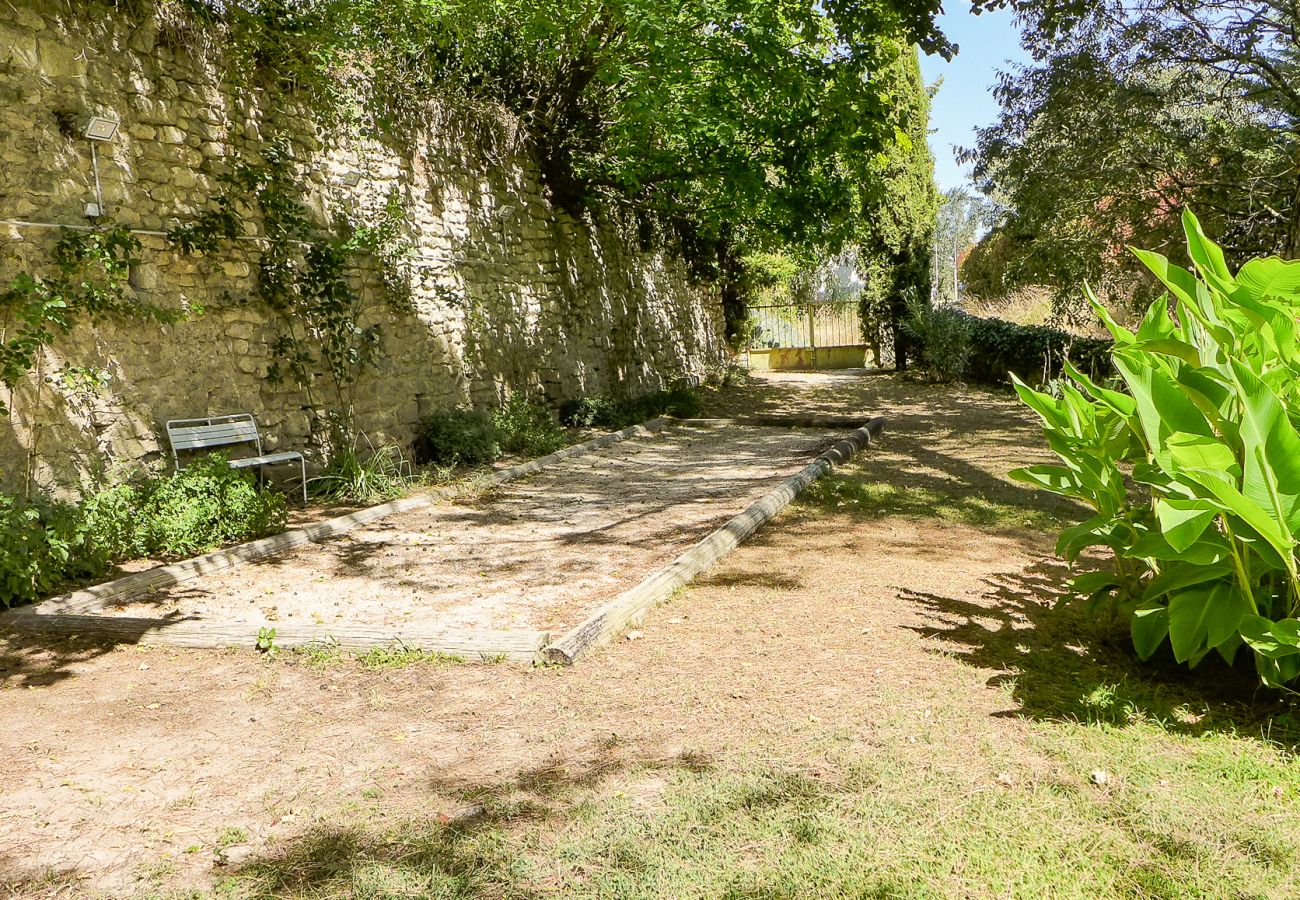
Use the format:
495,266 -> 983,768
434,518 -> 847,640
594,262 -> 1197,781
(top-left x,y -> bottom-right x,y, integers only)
1131,601 -> 1169,661
1239,615 -> 1300,660
1128,529 -> 1231,566
1056,513 -> 1125,561
1167,582 -> 1247,663
1010,377 -> 1067,431
1162,432 -> 1239,481
1174,366 -> 1232,425
1154,498 -> 1216,552
1229,361 -> 1300,535
1010,464 -> 1088,500
1067,570 -> 1121,598
1142,560 -> 1233,601
1170,467 -> 1295,563
1234,257 -> 1300,305
1113,350 -> 1212,449
1131,249 -> 1201,313
1132,338 -> 1200,368
1063,359 -> 1135,417
1182,209 -> 1235,291
1135,290 -> 1180,341
1085,284 -> 1135,345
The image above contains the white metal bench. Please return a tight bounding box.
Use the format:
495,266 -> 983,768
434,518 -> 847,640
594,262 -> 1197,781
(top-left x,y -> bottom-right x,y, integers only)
165,413 -> 307,503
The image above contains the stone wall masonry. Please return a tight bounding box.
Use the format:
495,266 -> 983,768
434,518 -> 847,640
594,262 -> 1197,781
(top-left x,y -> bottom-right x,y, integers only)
0,2 -> 726,493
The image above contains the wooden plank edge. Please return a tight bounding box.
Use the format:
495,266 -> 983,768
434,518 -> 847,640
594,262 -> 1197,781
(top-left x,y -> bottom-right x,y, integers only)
542,416 -> 885,665
20,417 -> 675,619
0,612 -> 549,664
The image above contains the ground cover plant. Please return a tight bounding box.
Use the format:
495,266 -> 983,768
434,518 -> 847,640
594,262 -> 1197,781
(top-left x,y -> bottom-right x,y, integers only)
1013,210 -> 1300,687
310,440 -> 420,505
0,456 -> 287,608
411,393 -> 569,467
558,384 -> 703,429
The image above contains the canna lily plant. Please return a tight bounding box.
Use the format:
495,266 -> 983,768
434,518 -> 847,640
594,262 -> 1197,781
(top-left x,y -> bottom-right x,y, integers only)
1013,210 -> 1300,687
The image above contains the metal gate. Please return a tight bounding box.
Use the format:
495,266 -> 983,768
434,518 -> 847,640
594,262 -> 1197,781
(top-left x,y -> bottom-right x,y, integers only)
746,301 -> 867,370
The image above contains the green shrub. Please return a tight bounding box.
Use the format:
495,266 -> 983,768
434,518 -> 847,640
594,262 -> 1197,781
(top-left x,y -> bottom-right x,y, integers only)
412,409 -> 499,466
312,441 -> 418,504
81,483 -> 143,561
962,313 -> 1112,385
136,455 -> 288,557
493,393 -> 566,457
1016,210 -> 1300,688
559,383 -> 704,428
1,458 -> 291,608
903,301 -> 1112,385
660,382 -> 705,418
0,494 -> 95,607
704,363 -> 750,389
902,296 -> 973,382
559,394 -> 620,428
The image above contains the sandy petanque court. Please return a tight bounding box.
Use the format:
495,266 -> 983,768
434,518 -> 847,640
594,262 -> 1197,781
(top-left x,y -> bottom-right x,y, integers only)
88,423 -> 842,636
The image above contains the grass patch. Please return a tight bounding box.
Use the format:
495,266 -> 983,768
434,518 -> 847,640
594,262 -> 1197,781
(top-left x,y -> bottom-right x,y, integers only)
797,474 -> 1068,532
212,590 -> 1300,899
356,646 -> 465,670
209,724 -> 1300,899
290,643 -> 466,671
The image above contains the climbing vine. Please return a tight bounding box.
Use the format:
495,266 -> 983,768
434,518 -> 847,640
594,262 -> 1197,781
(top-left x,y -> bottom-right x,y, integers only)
0,224 -> 186,417
168,142 -> 414,453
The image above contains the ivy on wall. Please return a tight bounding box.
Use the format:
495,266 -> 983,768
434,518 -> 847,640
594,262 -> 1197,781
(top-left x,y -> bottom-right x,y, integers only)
100,0 -> 946,341
0,139 -> 413,479
167,141 -> 415,452
0,224 -> 189,494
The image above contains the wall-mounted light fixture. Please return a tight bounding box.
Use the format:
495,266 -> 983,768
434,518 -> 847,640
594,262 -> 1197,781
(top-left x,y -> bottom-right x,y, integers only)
84,115 -> 120,142
340,170 -> 363,187
83,114 -> 120,218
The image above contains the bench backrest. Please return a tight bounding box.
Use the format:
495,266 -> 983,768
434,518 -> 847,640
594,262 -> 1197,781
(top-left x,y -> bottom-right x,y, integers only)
166,414 -> 262,463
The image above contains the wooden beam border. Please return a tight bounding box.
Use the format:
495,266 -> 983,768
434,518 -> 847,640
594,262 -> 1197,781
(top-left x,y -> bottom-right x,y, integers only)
542,417 -> 885,665
0,611 -> 549,663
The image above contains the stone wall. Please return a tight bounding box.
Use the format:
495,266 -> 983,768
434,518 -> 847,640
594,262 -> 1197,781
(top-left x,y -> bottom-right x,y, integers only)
0,1 -> 726,493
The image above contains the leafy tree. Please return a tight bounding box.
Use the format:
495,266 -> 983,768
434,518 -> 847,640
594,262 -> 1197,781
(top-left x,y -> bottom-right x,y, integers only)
160,0 -> 950,340
964,0 -> 1299,319
930,186 -> 993,306
856,43 -> 939,368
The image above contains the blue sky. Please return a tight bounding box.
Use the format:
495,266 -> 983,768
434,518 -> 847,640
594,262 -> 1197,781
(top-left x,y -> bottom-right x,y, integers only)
918,5 -> 1031,192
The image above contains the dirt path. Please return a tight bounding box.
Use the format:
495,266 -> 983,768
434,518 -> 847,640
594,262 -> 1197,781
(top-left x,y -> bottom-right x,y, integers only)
2,372 -> 1290,898
96,425 -> 837,635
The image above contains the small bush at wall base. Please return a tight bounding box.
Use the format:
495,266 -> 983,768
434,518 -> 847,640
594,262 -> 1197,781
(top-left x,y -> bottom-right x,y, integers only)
135,455 -> 288,558
559,383 -> 704,428
493,394 -> 566,457
412,409 -> 499,466
0,456 -> 289,608
312,440 -> 418,504
703,362 -> 749,389
0,494 -> 100,606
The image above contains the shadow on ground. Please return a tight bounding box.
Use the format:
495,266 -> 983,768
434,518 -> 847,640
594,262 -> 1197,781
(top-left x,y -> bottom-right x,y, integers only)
226,745 -> 716,898
902,559 -> 1300,744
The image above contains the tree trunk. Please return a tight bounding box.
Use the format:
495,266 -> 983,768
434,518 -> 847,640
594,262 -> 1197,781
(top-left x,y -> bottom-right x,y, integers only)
1288,159 -> 1300,259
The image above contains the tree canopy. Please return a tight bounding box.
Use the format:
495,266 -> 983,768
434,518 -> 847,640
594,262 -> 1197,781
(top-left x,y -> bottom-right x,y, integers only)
176,1 -> 946,276
963,0 -> 1300,318
853,43 -> 937,364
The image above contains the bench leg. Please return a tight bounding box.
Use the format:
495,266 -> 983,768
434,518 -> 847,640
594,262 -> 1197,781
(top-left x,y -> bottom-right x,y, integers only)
300,456 -> 308,505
